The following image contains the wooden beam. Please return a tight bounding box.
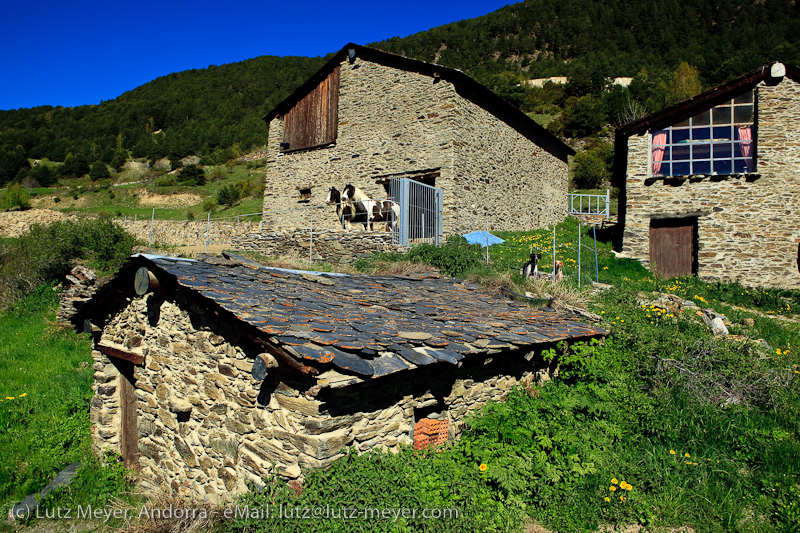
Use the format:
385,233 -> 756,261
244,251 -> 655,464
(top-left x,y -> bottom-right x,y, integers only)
252,337 -> 319,377
97,343 -> 144,366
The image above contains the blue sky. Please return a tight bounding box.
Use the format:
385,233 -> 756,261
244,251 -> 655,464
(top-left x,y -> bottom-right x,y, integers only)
0,0 -> 513,111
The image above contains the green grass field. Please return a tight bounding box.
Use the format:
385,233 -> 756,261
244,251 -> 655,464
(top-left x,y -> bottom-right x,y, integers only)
0,288 -> 130,518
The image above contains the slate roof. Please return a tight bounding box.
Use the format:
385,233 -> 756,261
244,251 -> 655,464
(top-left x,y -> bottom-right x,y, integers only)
85,255 -> 606,382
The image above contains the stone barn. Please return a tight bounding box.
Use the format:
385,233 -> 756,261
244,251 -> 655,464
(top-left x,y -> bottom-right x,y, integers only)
262,43 -> 574,235
614,62 -> 800,288
77,253 -> 605,499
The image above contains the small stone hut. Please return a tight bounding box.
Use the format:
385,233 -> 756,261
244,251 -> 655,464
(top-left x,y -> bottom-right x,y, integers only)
262,43 -> 574,234
614,62 -> 800,288
77,254 -> 605,499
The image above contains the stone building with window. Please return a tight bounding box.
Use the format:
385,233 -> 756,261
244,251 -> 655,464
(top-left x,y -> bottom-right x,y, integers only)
614,62 -> 800,287
262,43 -> 574,234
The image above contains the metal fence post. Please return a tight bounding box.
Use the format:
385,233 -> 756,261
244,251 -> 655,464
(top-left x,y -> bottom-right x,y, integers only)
485,221 -> 489,265
149,208 -> 155,246
594,226 -> 599,283
578,221 -> 581,287
206,213 -> 210,253
552,226 -> 556,282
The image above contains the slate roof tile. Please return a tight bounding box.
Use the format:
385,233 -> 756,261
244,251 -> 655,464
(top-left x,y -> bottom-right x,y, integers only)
130,256 -> 607,381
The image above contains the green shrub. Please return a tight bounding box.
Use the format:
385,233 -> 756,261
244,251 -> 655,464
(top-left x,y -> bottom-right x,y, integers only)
0,184 -> 30,211
216,183 -> 242,207
88,160 -> 110,181
154,175 -> 178,187
573,151 -> 609,189
0,217 -> 136,304
209,166 -> 225,181
224,448 -> 524,533
406,235 -> 484,277
202,198 -> 217,212
177,164 -> 205,186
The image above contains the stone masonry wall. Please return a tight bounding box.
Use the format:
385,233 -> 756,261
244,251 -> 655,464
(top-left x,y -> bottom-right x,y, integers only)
264,58 -> 458,231
91,291 -> 551,500
230,229 -> 404,265
116,219 -> 261,248
448,90 -> 569,233
622,76 -> 800,288
264,56 -> 568,235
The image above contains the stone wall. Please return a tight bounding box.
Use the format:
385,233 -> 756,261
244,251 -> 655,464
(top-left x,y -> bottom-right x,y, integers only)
117,219 -> 261,248
448,88 -> 569,233
230,229 -> 403,265
264,55 -> 568,235
264,59 -> 457,231
621,76 -> 800,288
91,291 -> 552,500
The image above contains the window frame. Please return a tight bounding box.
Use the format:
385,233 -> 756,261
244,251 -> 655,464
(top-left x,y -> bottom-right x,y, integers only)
651,90 -> 755,178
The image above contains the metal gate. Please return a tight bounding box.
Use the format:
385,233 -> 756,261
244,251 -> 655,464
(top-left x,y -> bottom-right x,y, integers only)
390,178 -> 443,246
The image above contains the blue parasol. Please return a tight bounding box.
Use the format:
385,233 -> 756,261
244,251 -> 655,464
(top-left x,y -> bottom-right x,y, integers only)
462,231 -> 504,247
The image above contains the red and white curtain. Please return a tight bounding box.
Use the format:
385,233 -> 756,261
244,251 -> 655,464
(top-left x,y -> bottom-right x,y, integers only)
737,125 -> 753,172
652,132 -> 668,175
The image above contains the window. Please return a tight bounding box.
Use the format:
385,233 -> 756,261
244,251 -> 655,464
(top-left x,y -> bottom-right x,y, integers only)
652,90 -> 754,177
298,188 -> 311,203
281,66 -> 339,152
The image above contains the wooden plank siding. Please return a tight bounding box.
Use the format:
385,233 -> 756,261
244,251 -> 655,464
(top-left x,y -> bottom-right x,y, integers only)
649,218 -> 697,278
282,66 -> 339,152
118,361 -> 140,470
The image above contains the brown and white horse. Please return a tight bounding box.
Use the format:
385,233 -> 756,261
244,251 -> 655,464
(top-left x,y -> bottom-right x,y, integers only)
325,186 -> 353,229
341,184 -> 399,232
341,184 -> 377,231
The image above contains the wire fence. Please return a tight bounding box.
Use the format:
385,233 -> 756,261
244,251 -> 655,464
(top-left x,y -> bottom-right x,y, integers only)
117,199 -> 401,254
116,200 -> 603,286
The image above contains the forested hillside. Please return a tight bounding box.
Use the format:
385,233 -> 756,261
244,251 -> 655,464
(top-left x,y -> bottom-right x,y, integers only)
375,0 -> 800,86
1,0 -> 799,188
0,55 -> 326,183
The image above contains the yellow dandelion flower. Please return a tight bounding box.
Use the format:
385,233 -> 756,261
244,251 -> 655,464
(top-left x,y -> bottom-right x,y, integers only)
18,393 -> 26,398
604,497 -> 610,502
479,464 -> 487,472
620,481 -> 628,489
609,486 -> 617,492
670,450 -> 676,455
5,397 -> 14,400
620,495 -> 625,501
611,478 -> 618,484
693,462 -> 698,465
685,453 -> 691,458
626,484 -> 632,491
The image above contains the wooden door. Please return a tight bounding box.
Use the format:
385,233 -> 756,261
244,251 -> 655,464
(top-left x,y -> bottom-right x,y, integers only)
649,218 -> 696,278
118,361 -> 140,470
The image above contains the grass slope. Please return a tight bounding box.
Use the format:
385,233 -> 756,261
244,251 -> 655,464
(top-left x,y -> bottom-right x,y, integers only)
0,218 -> 798,532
